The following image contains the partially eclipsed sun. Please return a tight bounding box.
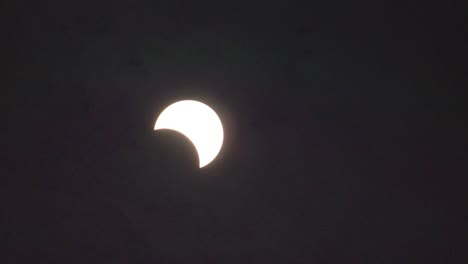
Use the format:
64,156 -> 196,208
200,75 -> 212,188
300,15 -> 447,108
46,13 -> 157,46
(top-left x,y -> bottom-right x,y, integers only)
154,100 -> 224,168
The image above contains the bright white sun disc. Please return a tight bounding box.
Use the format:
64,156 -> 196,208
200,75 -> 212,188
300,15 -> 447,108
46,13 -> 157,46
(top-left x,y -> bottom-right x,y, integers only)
154,100 -> 224,168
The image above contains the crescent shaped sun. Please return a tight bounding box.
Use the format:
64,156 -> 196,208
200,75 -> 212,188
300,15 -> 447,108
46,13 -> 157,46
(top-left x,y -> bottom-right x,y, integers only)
154,100 -> 224,168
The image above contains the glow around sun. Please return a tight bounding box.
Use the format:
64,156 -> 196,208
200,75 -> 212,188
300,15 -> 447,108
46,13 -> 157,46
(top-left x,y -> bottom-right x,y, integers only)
154,100 -> 224,168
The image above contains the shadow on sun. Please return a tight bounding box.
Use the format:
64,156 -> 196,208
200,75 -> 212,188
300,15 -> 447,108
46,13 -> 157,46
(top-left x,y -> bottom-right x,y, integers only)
136,129 -> 200,174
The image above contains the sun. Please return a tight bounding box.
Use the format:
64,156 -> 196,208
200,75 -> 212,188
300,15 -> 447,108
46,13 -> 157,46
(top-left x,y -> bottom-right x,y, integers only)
154,100 -> 224,168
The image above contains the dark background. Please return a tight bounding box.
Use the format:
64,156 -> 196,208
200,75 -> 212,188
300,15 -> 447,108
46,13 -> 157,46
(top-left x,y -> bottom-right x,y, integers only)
2,0 -> 466,263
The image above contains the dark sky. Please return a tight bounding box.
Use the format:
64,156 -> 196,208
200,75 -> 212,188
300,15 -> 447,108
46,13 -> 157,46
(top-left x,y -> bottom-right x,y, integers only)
3,0 -> 466,263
